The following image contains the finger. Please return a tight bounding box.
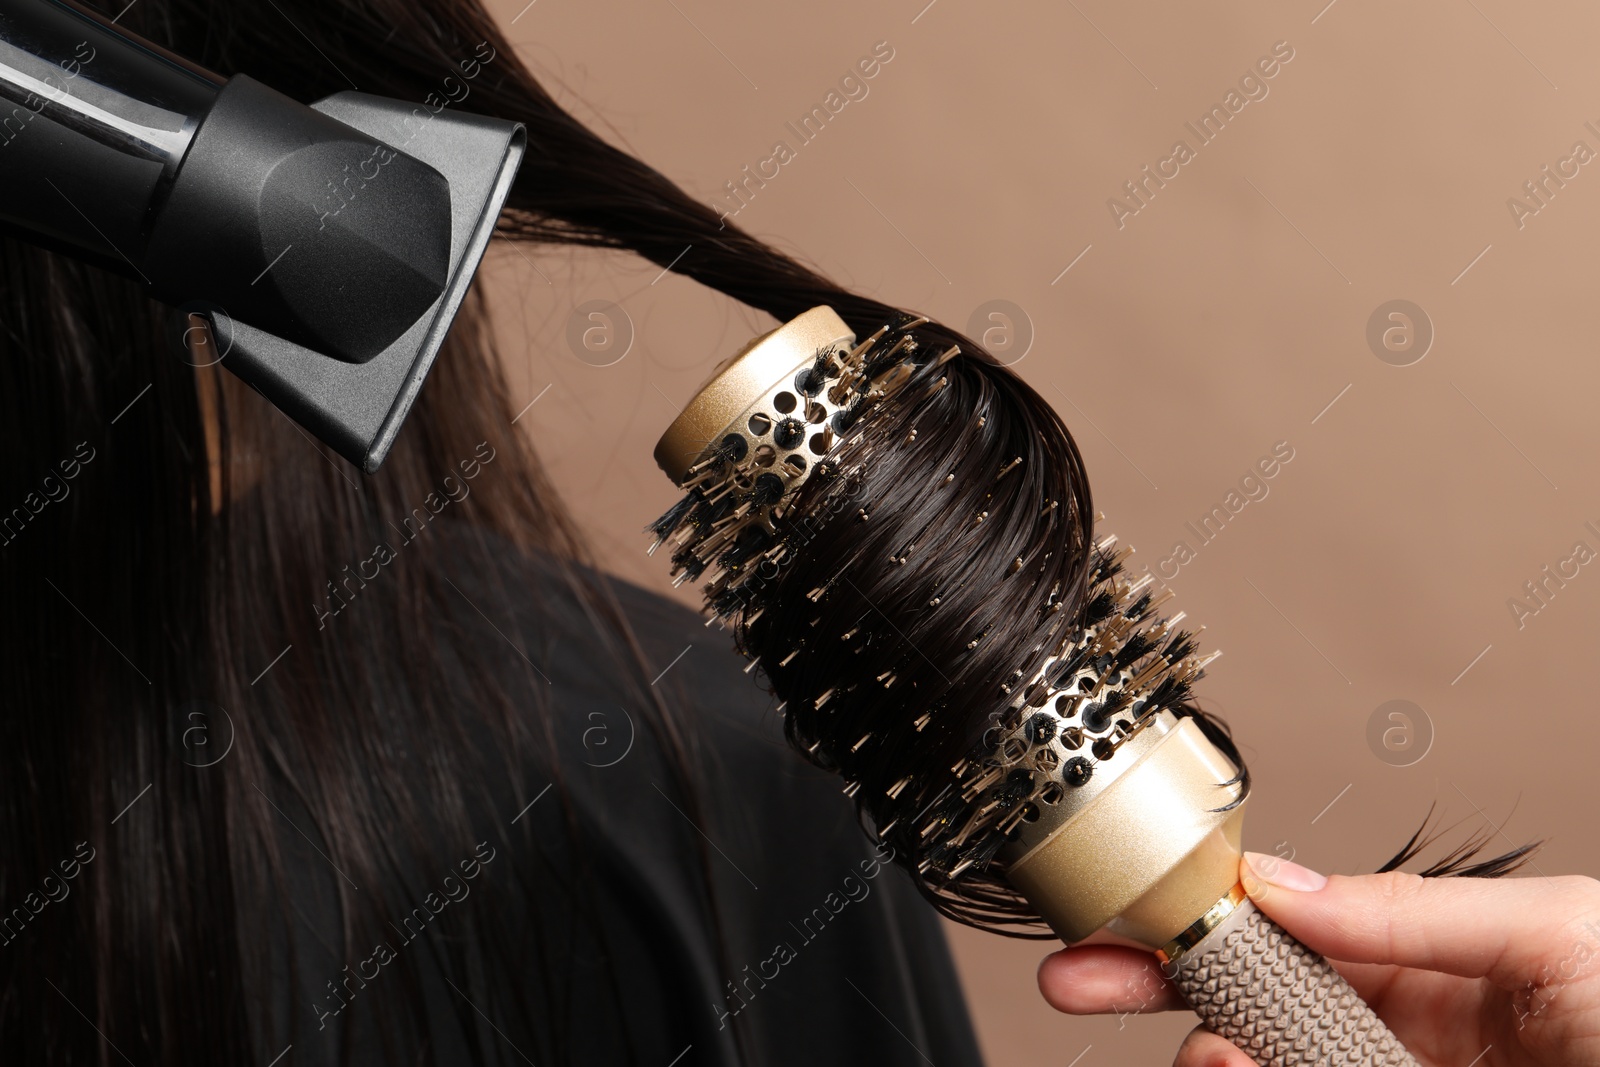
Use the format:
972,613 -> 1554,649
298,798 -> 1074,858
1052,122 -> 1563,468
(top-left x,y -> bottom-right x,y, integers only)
1037,942 -> 1410,1019
1037,945 -> 1187,1014
1173,1025 -> 1256,1067
1241,851 -> 1600,987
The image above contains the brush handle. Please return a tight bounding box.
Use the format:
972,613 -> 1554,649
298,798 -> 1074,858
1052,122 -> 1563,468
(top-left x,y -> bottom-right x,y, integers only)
1168,897 -> 1420,1066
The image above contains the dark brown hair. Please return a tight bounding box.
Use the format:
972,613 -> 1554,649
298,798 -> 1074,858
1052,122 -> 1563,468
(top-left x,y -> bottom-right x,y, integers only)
0,3 -> 1536,1065
0,0 -> 918,1062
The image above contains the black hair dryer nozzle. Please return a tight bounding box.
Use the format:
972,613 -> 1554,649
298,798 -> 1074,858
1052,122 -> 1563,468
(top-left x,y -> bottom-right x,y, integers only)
0,0 -> 526,472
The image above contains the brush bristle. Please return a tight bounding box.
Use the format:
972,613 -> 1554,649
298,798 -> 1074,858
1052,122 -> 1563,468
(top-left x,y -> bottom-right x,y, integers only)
647,312 -> 930,611
909,533 -> 1219,883
646,313 -> 1221,934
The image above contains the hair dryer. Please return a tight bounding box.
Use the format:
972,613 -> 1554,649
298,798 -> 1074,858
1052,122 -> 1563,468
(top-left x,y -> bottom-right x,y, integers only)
0,0 -> 524,471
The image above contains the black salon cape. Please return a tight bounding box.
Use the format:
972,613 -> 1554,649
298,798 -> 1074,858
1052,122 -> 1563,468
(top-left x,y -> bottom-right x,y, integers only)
272,519 -> 986,1067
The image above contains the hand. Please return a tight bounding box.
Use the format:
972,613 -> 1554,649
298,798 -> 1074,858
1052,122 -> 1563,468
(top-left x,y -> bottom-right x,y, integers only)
1037,851 -> 1600,1067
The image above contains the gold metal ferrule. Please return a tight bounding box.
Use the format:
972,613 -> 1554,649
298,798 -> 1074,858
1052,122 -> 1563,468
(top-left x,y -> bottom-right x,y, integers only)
1157,882 -> 1247,965
1001,714 -> 1247,948
653,306 -> 855,484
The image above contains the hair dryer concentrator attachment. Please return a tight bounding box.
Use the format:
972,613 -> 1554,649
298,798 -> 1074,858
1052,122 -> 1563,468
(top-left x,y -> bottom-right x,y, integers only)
0,0 -> 525,472
648,307 -> 1422,1067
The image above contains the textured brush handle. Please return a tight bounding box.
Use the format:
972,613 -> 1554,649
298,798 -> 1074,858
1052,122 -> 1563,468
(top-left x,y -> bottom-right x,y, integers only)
1169,898 -> 1420,1066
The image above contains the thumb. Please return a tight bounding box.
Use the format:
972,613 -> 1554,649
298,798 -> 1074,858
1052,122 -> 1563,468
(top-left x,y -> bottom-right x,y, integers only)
1239,851 -> 1600,990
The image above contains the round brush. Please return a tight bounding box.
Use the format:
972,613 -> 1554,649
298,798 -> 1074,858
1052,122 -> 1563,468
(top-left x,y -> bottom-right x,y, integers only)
647,306 -> 1418,1066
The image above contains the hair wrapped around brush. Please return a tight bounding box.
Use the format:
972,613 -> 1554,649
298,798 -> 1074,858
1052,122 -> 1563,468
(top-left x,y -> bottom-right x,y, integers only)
649,312 -> 1252,936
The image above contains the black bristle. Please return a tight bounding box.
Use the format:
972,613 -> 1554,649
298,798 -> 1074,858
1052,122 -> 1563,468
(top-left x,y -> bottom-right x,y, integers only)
830,402 -> 862,435
750,473 -> 786,507
676,553 -> 708,583
795,362 -> 825,397
1146,674 -> 1191,712
1082,591 -> 1117,625
719,525 -> 774,572
773,417 -> 805,450
648,491 -> 699,540
695,493 -> 735,526
709,588 -> 746,617
1162,633 -> 1198,664
992,768 -> 1034,810
1063,756 -> 1093,787
1081,701 -> 1110,733
925,842 -> 955,874
1113,633 -> 1154,669
965,834 -> 1009,869
1023,712 -> 1056,745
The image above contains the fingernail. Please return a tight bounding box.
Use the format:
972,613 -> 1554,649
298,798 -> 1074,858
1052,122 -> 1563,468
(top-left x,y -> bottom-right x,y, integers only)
1243,851 -> 1327,892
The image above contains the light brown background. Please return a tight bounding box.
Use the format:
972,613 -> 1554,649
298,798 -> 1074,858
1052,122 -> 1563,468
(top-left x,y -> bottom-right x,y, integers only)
478,0 -> 1600,1061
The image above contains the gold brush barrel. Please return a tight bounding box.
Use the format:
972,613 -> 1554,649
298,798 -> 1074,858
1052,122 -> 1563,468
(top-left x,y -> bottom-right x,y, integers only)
654,306 -> 857,486
1000,712 -> 1246,949
650,306 -> 1420,1067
